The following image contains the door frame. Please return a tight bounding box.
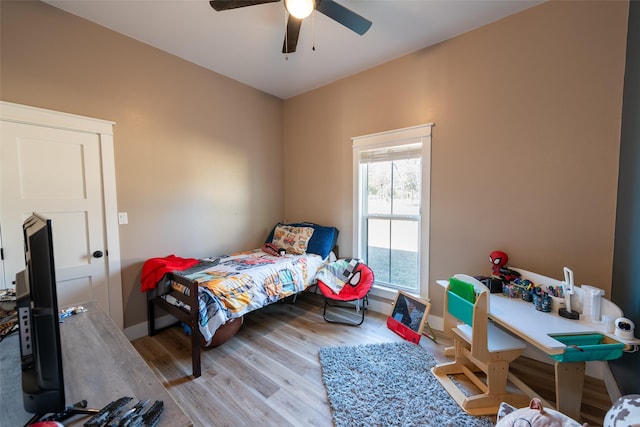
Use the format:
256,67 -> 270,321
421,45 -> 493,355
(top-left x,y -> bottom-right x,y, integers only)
0,101 -> 124,329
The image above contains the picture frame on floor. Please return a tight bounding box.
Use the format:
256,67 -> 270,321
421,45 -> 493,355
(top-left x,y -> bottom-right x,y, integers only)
387,290 -> 435,344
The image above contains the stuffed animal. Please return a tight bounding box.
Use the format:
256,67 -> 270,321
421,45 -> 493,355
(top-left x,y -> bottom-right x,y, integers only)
603,394 -> 640,427
262,243 -> 285,257
496,398 -> 588,427
489,250 -> 521,283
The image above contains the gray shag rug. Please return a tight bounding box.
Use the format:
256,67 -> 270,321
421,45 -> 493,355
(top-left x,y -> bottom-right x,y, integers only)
318,341 -> 496,427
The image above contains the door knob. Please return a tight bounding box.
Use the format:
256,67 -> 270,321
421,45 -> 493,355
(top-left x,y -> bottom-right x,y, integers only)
93,250 -> 104,258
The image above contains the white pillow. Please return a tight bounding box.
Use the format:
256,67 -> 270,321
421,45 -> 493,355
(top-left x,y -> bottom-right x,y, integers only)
271,225 -> 314,255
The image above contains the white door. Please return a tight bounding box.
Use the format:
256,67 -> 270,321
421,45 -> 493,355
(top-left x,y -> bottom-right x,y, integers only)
0,102 -> 123,328
1,121 -> 109,310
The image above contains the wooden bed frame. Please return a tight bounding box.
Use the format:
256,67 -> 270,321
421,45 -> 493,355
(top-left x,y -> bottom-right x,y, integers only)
147,272 -> 205,377
146,240 -> 338,379
146,266 -> 326,378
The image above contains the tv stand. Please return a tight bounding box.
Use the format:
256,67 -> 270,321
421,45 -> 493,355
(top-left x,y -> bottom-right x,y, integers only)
1,303 -> 192,426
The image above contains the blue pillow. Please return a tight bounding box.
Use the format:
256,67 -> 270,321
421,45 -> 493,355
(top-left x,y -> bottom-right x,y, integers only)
266,222 -> 338,259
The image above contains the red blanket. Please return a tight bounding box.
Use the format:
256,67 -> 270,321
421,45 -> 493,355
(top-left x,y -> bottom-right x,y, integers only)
141,255 -> 199,292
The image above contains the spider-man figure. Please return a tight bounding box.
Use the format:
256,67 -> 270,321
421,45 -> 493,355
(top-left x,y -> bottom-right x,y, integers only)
489,250 -> 508,276
490,250 -> 521,282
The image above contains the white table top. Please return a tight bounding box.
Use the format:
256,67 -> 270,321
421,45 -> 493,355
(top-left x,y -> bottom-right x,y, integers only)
488,293 -> 602,354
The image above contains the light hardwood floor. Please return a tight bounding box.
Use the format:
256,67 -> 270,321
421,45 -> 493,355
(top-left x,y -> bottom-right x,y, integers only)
131,291 -> 610,427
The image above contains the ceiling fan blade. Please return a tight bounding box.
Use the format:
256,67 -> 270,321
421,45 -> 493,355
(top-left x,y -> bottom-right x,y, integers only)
316,0 -> 372,35
282,15 -> 302,53
209,0 -> 280,12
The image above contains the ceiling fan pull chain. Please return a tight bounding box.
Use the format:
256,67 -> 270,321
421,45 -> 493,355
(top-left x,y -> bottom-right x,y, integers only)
312,9 -> 316,51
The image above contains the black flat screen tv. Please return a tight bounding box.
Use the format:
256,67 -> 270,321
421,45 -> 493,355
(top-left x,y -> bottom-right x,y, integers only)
16,213 -> 65,415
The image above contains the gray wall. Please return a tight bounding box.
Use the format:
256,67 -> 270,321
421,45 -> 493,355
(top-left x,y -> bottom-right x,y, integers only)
610,0 -> 640,395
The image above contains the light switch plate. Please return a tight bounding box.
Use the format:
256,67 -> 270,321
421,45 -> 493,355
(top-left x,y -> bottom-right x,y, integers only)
118,212 -> 128,225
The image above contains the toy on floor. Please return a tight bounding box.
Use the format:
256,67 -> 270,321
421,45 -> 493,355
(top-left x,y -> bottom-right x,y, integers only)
496,398 -> 588,427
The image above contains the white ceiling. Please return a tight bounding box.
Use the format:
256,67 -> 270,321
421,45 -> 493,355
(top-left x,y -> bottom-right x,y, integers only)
43,0 -> 544,99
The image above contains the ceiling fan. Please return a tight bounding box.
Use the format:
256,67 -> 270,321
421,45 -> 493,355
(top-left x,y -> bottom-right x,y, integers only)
209,0 -> 372,54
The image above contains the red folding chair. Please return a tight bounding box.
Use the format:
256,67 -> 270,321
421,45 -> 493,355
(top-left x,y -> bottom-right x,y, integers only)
317,262 -> 374,326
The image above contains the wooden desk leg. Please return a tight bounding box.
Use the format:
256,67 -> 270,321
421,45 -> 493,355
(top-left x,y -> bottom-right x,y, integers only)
554,361 -> 585,421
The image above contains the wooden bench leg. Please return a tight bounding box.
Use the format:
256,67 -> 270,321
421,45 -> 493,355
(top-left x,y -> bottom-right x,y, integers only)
485,360 -> 509,396
433,346 -> 530,415
461,360 -> 530,414
432,337 -> 469,375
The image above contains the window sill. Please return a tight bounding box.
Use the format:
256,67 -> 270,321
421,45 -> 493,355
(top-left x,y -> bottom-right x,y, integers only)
371,283 -> 425,300
370,284 -> 407,300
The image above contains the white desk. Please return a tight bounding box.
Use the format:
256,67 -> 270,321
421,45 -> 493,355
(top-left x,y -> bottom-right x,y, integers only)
437,277 -> 628,421
487,292 -> 615,420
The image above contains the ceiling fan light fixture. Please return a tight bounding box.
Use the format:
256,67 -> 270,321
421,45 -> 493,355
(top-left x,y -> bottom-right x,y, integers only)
285,0 -> 315,19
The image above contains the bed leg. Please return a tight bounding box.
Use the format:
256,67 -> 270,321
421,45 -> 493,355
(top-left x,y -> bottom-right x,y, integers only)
189,293 -> 201,378
147,297 -> 156,337
191,325 -> 201,378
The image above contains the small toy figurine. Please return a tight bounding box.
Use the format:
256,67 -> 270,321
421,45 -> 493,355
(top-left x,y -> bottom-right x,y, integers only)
489,250 -> 508,276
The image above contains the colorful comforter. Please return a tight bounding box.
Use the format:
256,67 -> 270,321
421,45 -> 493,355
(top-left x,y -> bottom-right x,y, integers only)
163,249 -> 326,345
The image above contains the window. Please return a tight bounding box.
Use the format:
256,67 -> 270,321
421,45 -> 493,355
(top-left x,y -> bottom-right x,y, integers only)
352,124 -> 433,296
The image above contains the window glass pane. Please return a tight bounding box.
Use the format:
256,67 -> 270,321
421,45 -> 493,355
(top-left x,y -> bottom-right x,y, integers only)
367,218 -> 390,283
392,158 -> 421,216
366,162 -> 391,215
366,218 -> 418,290
390,220 -> 419,290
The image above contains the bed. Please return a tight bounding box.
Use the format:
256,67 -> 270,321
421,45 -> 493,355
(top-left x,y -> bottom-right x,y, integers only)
144,222 -> 339,378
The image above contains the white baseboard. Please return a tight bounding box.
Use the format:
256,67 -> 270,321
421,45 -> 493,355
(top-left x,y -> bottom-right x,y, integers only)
123,313 -> 177,341
427,314 -> 444,332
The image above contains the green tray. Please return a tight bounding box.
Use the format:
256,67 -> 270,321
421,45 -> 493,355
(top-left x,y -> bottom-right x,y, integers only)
549,333 -> 624,362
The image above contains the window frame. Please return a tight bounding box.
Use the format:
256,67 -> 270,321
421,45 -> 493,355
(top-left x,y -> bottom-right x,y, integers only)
352,123 -> 433,300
